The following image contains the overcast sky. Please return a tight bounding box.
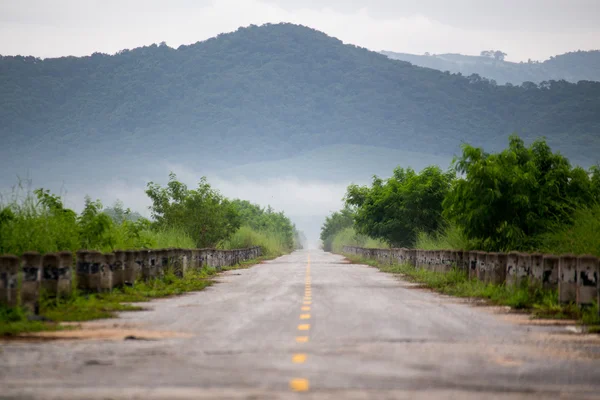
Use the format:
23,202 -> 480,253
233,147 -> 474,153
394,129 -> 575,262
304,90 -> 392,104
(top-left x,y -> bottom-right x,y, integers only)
1,0 -> 599,62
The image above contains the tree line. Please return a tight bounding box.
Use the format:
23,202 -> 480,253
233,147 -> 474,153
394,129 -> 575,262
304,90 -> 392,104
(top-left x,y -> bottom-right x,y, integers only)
321,135 -> 600,255
0,173 -> 303,256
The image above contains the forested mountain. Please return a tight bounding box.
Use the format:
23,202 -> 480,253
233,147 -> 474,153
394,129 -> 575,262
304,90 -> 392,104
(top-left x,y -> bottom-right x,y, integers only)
381,50 -> 600,85
1,22 -> 600,186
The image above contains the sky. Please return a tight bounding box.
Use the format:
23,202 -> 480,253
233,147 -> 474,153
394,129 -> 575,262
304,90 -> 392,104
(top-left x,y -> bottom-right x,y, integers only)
1,0 -> 599,62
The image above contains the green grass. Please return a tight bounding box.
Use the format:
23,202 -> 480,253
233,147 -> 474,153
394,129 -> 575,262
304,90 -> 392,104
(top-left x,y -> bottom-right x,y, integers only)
539,204 -> 600,257
345,254 -> 600,327
414,222 -> 473,251
220,226 -> 291,258
330,227 -> 388,253
0,305 -> 66,336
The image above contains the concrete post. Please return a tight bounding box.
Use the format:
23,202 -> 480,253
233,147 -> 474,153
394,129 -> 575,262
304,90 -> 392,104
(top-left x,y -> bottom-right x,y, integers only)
0,255 -> 19,307
559,255 -> 577,303
517,253 -> 532,286
541,255 -> 559,290
576,255 -> 598,305
124,250 -> 137,285
20,252 -> 42,313
505,252 -> 520,286
76,250 -> 103,292
485,252 -> 501,284
468,251 -> 478,280
476,251 -> 488,282
530,253 -> 544,287
42,252 -> 72,298
113,251 -> 126,288
99,253 -> 113,291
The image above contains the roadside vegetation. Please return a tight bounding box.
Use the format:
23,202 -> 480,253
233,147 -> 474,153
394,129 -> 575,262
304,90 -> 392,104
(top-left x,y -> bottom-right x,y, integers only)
345,254 -> 600,327
322,135 -> 600,256
0,174 -> 303,336
321,135 -> 600,325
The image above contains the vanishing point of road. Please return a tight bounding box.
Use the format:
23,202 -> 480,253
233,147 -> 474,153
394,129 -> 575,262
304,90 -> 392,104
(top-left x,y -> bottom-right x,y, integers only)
2,250 -> 600,399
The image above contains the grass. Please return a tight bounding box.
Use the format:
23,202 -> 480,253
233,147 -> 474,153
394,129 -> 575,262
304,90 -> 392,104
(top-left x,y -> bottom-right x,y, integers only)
0,305 -> 66,336
345,254 -> 600,327
220,226 -> 292,258
414,222 -> 473,251
329,227 -> 388,253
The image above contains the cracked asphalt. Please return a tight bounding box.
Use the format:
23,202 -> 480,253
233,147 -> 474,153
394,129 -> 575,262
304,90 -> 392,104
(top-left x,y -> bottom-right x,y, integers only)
2,250 -> 600,399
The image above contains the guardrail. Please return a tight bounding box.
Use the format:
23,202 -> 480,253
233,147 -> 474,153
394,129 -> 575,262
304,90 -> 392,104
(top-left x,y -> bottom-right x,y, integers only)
0,247 -> 261,313
342,246 -> 598,306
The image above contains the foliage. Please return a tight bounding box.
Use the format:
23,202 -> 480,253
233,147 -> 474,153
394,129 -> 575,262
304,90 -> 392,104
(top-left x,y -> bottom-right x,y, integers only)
443,135 -> 600,251
320,206 -> 355,251
345,166 -> 455,247
328,227 -> 388,253
414,222 -> 474,251
220,226 -> 288,257
230,200 -> 297,251
539,204 -> 600,257
146,173 -> 241,248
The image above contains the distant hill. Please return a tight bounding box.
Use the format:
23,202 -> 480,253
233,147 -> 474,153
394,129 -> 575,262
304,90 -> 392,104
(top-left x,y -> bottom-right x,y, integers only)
381,50 -> 600,85
1,23 -> 600,191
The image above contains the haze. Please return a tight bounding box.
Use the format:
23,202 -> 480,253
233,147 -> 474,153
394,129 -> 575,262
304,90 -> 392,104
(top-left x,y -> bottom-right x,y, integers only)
1,0 -> 599,62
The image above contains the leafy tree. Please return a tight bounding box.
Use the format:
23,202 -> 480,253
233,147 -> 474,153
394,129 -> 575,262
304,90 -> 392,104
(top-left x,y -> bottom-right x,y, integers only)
320,206 -> 355,251
443,135 -> 600,251
146,173 -> 241,248
230,199 -> 296,250
345,166 -> 455,247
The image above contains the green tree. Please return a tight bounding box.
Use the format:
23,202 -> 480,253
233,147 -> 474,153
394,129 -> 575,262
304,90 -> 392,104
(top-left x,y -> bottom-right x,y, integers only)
145,173 -> 241,248
443,135 -> 599,251
345,166 -> 454,247
320,206 -> 355,251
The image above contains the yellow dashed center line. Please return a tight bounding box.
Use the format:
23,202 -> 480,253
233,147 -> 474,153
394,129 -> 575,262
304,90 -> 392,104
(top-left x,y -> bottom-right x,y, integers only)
290,378 -> 309,392
290,253 -> 311,393
292,354 -> 307,363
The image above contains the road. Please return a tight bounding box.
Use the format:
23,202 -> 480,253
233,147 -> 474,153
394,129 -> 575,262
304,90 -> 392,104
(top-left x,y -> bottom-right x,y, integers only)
2,250 -> 600,399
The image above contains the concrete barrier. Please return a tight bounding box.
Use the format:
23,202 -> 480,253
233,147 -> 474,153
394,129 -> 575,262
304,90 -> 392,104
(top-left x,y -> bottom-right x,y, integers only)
0,246 -> 263,309
340,246 -> 599,310
559,255 -> 578,303
0,255 -> 19,307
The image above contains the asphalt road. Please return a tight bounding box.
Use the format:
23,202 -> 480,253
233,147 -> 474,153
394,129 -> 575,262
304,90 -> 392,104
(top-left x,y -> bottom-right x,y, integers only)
2,250 -> 600,399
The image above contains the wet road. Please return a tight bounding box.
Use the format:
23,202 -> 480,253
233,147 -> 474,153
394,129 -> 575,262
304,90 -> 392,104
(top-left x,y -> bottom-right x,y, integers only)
2,250 -> 600,399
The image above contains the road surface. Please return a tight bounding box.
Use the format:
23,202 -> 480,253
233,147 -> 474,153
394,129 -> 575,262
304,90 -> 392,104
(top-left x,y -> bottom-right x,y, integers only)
2,250 -> 600,399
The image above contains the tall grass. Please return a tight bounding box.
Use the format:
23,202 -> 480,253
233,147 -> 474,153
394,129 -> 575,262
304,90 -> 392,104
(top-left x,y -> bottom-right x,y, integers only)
415,222 -> 473,250
220,225 -> 290,257
330,227 -> 388,253
0,185 -> 195,255
539,204 -> 600,256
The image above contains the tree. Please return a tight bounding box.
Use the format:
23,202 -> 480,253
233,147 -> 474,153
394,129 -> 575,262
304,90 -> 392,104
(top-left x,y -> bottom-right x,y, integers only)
146,173 -> 241,248
320,206 -> 355,251
345,166 -> 455,247
443,135 -> 599,251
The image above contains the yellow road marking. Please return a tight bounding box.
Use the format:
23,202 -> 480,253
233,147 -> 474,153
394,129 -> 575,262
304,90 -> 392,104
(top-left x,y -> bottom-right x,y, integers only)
290,378 -> 309,392
301,306 -> 310,311
292,354 -> 307,363
300,314 -> 311,319
296,336 -> 309,343
303,301 -> 311,305
298,324 -> 310,331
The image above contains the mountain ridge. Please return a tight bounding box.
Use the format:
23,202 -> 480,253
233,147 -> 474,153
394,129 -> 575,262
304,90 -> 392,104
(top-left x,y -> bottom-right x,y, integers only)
1,22 -> 599,188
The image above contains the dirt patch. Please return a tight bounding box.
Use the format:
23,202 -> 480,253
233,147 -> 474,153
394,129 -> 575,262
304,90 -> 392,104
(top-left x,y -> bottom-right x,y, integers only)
4,321 -> 192,342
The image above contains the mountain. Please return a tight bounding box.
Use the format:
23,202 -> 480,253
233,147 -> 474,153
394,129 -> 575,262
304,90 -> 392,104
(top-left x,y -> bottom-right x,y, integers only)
381,50 -> 600,85
1,22 -> 600,191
